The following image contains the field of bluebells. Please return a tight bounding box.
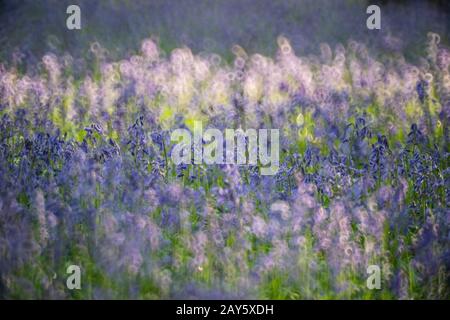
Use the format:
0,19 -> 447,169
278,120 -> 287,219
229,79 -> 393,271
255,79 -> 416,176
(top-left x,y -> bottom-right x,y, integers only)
0,1 -> 449,300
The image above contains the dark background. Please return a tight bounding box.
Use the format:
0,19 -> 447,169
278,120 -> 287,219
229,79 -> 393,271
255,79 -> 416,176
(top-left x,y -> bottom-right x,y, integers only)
0,0 -> 449,65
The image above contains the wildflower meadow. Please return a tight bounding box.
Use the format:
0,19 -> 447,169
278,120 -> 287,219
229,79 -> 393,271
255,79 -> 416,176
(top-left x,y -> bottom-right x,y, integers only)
0,0 -> 449,300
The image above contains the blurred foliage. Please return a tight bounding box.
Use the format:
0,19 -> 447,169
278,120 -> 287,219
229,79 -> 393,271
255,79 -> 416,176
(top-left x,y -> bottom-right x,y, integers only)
0,0 -> 449,69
